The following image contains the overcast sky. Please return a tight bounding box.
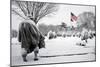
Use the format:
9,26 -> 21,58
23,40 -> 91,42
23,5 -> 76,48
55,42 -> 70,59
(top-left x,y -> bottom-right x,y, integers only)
12,3 -> 95,30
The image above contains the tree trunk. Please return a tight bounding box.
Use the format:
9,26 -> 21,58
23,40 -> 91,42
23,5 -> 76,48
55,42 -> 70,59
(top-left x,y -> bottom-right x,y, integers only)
29,18 -> 38,24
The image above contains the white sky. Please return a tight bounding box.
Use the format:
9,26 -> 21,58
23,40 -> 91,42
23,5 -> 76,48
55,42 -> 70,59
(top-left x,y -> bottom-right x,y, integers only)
12,3 -> 95,30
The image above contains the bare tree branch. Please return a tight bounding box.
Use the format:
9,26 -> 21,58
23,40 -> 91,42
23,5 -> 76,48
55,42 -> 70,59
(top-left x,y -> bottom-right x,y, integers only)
12,0 -> 58,24
12,9 -> 26,19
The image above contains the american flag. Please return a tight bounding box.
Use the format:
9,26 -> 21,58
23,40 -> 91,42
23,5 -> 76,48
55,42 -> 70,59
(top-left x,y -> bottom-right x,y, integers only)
71,12 -> 77,22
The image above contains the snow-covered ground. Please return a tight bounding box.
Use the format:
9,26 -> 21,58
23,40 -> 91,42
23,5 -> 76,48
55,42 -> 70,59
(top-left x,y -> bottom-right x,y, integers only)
11,36 -> 96,66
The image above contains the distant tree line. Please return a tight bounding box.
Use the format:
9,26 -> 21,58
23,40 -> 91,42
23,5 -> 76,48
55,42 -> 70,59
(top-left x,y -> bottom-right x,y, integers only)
38,23 -> 75,36
38,24 -> 59,36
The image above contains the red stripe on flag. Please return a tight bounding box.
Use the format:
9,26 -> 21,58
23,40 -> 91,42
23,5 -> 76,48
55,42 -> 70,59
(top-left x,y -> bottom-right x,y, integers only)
71,12 -> 78,22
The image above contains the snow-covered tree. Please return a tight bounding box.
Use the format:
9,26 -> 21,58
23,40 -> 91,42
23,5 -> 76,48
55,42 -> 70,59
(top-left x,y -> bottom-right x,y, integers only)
77,12 -> 95,30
